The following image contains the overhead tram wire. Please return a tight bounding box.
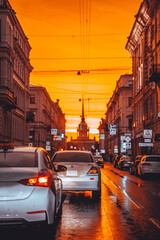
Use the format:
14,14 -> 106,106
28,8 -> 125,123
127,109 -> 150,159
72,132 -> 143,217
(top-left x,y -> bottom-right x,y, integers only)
27,33 -> 128,37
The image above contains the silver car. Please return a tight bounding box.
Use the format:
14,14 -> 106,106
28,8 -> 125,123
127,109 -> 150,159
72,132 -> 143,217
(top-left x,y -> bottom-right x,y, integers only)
0,143 -> 66,227
137,155 -> 160,178
51,150 -> 101,199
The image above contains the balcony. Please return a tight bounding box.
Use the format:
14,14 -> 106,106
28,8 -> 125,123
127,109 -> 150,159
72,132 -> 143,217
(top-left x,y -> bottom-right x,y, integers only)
0,86 -> 17,110
149,64 -> 160,85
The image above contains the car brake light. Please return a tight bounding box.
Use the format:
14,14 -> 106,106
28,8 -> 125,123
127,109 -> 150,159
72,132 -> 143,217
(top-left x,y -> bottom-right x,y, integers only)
87,166 -> 98,174
20,174 -> 51,187
142,163 -> 151,166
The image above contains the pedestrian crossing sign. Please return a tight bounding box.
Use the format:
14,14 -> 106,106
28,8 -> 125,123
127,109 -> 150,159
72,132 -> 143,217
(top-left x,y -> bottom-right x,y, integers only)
143,130 -> 152,138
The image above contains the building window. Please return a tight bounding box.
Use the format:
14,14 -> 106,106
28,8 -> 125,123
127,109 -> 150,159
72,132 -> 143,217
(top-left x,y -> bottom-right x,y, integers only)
128,97 -> 132,107
30,95 -> 35,104
128,80 -> 133,87
128,118 -> 132,131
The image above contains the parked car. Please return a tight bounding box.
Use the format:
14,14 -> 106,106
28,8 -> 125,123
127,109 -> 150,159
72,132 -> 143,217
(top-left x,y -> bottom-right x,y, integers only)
129,155 -> 142,175
117,155 -> 131,170
113,155 -> 120,168
94,155 -> 104,168
137,155 -> 160,178
0,143 -> 66,228
51,150 -> 101,199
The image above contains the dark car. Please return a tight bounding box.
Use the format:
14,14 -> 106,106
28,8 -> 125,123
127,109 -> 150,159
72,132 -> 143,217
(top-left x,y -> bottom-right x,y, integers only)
113,155 -> 120,168
117,155 -> 131,170
94,155 -> 104,168
129,155 -> 142,175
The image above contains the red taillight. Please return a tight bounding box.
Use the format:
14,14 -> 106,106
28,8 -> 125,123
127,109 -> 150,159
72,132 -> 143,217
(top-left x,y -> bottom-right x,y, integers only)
20,174 -> 51,187
142,163 -> 151,166
27,210 -> 46,214
87,166 -> 98,174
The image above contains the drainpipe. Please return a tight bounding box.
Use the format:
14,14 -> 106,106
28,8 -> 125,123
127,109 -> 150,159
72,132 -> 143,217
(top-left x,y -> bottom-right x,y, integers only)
154,7 -> 158,154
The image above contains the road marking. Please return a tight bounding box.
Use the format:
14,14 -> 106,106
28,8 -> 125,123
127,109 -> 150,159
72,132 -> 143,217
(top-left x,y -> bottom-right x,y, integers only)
150,218 -> 160,229
102,172 -> 143,209
102,172 -> 121,189
122,190 -> 143,209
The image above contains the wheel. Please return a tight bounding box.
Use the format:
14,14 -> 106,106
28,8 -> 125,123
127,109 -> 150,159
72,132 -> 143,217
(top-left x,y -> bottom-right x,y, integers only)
56,200 -> 62,220
139,169 -> 145,179
92,189 -> 101,200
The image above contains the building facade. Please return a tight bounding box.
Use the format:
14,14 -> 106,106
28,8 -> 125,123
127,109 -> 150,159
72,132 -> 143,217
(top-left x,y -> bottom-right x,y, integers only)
104,74 -> 133,158
126,0 -> 160,157
29,85 -> 66,155
0,0 -> 32,145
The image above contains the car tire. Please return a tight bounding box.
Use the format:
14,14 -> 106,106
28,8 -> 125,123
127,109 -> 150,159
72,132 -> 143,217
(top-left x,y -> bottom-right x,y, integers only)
92,188 -> 101,201
56,200 -> 62,220
139,169 -> 145,179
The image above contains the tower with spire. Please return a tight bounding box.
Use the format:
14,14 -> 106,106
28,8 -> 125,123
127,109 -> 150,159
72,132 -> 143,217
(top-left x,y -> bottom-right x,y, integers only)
67,96 -> 97,151
77,97 -> 89,139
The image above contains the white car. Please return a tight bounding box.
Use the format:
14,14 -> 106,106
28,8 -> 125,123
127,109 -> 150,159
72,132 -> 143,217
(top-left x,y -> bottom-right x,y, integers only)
0,143 -> 66,228
137,155 -> 160,178
51,150 -> 101,199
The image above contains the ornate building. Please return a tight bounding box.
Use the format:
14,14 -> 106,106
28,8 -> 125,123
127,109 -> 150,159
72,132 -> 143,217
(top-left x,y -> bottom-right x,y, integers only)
104,74 -> 133,158
0,0 -> 32,145
126,0 -> 160,156
29,85 -> 66,155
67,98 -> 97,152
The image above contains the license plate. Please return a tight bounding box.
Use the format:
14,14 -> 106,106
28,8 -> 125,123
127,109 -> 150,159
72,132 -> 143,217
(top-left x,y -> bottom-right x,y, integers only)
66,170 -> 78,176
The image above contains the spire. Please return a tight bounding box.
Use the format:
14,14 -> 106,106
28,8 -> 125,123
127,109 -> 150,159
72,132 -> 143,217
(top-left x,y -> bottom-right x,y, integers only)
82,96 -> 85,122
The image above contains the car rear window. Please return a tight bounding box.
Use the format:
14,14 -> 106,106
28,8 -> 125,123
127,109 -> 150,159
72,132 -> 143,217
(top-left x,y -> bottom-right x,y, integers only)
0,152 -> 38,167
52,152 -> 93,163
146,157 -> 160,162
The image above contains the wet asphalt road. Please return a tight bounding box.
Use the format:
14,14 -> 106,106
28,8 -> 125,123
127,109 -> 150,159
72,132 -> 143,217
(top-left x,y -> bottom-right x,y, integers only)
2,162 -> 160,240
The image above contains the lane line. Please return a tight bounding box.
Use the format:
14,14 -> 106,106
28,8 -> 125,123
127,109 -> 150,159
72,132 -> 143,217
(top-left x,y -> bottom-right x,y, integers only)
122,190 -> 143,209
102,172 -> 143,209
102,172 -> 121,189
150,218 -> 160,229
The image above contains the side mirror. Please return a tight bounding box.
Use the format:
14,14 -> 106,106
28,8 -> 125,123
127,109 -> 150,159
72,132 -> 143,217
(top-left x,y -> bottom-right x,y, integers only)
54,165 -> 67,172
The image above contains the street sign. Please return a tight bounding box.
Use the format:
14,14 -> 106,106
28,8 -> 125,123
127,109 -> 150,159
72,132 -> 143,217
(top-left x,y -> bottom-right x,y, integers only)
110,128 -> 116,135
126,142 -> 131,149
108,124 -> 116,129
100,134 -> 105,139
46,141 -> 50,146
46,146 -> 51,151
139,143 -> 153,147
125,136 -> 131,142
144,139 -> 151,143
114,145 -> 118,154
143,130 -> 152,138
51,129 -> 57,135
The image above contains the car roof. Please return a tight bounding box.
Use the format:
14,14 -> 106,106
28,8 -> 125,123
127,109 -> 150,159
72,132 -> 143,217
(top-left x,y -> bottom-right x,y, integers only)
55,150 -> 92,154
143,155 -> 160,157
0,146 -> 43,153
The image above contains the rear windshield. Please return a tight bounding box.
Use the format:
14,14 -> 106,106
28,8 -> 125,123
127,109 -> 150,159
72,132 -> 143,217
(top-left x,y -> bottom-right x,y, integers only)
122,157 -> 131,161
0,152 -> 38,167
52,152 -> 93,163
146,157 -> 160,162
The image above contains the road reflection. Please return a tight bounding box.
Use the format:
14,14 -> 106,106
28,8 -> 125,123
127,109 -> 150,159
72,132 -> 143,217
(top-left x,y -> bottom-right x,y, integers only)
55,192 -> 102,240
1,171 -> 160,240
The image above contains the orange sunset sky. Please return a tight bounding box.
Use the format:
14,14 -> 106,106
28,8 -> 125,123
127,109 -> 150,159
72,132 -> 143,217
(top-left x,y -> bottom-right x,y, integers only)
10,0 -> 142,141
